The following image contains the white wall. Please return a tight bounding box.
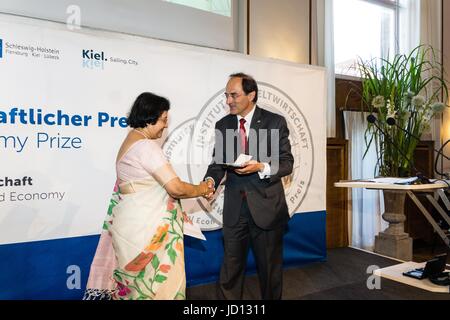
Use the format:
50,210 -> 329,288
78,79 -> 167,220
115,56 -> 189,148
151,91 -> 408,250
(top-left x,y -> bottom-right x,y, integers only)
249,0 -> 310,64
0,0 -> 238,51
0,0 -> 313,64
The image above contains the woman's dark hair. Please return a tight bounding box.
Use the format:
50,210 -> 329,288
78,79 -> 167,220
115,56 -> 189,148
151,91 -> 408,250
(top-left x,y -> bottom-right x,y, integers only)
126,92 -> 170,128
230,72 -> 258,103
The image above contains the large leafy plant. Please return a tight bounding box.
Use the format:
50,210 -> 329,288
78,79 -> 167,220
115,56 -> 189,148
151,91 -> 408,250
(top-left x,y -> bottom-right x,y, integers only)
357,45 -> 448,177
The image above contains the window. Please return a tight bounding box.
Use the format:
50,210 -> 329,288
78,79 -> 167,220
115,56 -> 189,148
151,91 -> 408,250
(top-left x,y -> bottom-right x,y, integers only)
334,0 -> 401,76
163,0 -> 232,17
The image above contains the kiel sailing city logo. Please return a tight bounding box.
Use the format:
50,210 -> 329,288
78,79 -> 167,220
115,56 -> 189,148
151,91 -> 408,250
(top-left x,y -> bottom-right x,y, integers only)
82,48 -> 107,70
82,48 -> 138,69
163,82 -> 314,231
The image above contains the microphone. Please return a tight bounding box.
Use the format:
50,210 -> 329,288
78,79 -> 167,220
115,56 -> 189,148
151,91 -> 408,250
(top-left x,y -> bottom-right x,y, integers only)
385,116 -> 450,179
386,117 -> 396,127
366,114 -> 430,183
367,114 -> 377,125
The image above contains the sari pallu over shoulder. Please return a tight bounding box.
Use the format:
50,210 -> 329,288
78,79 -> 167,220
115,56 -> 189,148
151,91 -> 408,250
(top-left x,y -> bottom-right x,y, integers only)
84,164 -> 186,300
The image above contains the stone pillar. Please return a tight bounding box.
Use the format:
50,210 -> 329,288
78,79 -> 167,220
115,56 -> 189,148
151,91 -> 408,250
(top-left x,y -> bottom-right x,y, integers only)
374,189 -> 412,261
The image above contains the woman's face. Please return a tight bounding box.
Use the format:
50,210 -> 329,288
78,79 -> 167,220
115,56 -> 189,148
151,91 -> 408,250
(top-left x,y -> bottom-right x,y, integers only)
147,111 -> 168,139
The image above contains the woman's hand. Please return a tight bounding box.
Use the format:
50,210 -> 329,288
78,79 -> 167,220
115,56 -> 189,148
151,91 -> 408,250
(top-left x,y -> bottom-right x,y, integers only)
199,180 -> 215,199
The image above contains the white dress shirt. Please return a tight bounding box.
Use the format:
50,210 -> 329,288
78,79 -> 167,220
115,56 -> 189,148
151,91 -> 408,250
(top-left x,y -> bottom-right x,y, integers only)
205,106 -> 272,186
237,106 -> 271,179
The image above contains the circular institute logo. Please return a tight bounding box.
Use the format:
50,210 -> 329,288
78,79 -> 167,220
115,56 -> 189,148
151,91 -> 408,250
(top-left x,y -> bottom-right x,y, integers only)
163,82 -> 314,231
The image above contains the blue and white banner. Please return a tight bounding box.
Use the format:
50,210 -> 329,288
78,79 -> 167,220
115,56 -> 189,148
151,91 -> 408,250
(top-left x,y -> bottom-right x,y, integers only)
0,13 -> 326,298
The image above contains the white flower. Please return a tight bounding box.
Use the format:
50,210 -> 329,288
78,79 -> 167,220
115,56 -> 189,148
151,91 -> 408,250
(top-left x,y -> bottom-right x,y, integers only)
371,96 -> 385,109
431,102 -> 446,113
387,110 -> 396,119
386,99 -> 395,113
411,95 -> 426,107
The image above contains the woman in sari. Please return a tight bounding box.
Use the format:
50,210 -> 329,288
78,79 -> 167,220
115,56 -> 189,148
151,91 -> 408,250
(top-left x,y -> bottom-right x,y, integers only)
83,92 -> 213,300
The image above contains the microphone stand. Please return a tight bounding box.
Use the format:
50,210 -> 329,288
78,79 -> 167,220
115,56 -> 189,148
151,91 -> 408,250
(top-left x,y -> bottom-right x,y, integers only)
434,139 -> 450,180
367,115 -> 430,184
386,117 -> 450,179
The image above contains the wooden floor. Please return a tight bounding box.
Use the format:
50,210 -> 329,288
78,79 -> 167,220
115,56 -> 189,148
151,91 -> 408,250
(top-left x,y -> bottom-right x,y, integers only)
186,247 -> 450,300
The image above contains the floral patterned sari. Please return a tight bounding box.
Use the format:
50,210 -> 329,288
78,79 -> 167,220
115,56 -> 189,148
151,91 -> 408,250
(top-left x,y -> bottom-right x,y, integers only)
84,140 -> 186,300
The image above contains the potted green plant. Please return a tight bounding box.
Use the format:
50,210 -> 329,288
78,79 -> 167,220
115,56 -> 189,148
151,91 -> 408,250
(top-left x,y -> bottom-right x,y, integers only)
357,45 -> 448,177
348,45 -> 449,261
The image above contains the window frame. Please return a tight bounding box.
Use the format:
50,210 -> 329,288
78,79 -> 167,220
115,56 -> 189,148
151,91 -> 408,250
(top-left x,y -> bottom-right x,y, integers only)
334,0 -> 402,77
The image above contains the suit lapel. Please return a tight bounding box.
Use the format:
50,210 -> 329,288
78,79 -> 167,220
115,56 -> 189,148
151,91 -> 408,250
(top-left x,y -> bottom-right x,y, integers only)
249,106 -> 262,131
248,106 -> 262,160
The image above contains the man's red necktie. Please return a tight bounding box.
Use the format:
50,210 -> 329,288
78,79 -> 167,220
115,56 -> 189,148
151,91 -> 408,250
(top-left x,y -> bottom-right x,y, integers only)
239,118 -> 248,154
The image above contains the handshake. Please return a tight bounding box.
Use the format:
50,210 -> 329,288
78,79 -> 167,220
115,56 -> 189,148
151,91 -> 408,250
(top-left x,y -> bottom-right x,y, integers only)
197,159 -> 266,201
199,178 -> 216,201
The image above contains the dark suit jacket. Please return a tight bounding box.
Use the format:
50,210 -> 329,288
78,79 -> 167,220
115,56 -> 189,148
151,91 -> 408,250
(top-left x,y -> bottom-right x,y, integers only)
204,106 -> 294,230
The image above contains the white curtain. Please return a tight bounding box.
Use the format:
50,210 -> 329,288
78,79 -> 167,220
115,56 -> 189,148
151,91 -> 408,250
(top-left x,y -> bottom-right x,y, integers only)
398,0 -> 421,55
419,0 -> 442,145
344,111 -> 388,250
312,0 -> 335,138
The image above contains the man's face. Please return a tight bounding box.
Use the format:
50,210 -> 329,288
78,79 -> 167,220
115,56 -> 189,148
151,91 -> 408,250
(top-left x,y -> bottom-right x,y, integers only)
225,77 -> 255,117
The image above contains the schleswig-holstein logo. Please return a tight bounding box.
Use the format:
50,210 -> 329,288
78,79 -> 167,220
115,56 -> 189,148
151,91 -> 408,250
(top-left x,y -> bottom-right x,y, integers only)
0,39 -> 3,59
163,82 -> 314,231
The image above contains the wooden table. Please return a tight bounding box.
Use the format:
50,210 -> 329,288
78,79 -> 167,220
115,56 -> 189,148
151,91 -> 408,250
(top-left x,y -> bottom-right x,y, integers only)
374,262 -> 450,293
335,180 -> 448,261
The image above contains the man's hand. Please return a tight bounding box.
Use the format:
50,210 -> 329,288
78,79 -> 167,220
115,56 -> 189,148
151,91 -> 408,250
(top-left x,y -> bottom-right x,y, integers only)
234,160 -> 264,175
203,178 -> 215,201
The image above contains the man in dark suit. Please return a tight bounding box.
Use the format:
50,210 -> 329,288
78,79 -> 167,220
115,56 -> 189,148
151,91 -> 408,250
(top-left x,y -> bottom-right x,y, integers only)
203,73 -> 294,300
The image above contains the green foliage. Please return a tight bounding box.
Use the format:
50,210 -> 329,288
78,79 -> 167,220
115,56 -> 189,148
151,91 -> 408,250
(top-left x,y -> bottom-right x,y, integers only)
151,254 -> 160,270
154,274 -> 167,283
357,45 -> 448,177
168,247 -> 177,265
